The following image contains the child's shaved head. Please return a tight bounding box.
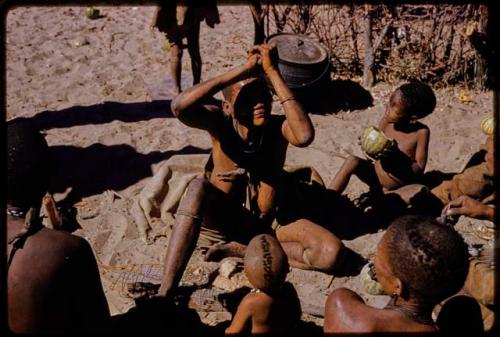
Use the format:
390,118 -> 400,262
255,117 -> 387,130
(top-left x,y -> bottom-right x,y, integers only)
7,121 -> 51,209
385,215 -> 469,303
394,81 -> 436,119
244,234 -> 288,292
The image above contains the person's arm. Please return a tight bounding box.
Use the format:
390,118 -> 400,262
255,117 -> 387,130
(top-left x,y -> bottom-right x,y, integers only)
444,195 -> 495,221
251,44 -> 314,147
170,55 -> 260,130
225,295 -> 254,335
411,127 -> 430,175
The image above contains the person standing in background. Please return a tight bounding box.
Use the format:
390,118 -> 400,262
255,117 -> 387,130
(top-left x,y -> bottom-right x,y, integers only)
151,1 -> 220,95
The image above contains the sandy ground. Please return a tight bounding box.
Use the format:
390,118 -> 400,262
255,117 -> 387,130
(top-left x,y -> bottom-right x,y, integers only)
6,5 -> 494,329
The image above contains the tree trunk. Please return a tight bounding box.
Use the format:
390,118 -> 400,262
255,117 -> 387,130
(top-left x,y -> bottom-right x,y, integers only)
363,5 -> 374,87
475,4 -> 488,90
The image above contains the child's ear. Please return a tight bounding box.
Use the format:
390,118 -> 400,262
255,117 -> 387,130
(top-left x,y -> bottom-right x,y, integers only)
409,115 -> 419,123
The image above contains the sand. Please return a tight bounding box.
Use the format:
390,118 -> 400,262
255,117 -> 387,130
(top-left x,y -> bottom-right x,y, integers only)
6,5 -> 494,328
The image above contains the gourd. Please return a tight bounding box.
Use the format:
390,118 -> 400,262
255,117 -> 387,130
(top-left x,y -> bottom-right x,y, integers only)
360,126 -> 395,159
480,114 -> 495,135
85,7 -> 100,20
359,262 -> 385,295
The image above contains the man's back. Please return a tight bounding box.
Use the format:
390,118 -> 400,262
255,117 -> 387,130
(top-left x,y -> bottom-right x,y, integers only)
7,219 -> 110,333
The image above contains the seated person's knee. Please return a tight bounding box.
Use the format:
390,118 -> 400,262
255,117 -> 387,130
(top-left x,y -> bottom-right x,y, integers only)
321,239 -> 345,271
309,237 -> 344,272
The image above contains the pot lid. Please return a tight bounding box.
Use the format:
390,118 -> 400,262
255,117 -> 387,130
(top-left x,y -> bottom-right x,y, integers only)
266,33 -> 328,65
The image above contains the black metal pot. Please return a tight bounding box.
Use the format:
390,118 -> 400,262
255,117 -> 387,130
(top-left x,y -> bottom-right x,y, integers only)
265,33 -> 330,92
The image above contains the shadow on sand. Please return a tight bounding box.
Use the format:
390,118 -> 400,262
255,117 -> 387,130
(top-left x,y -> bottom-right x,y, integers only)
8,100 -> 172,130
295,79 -> 374,115
48,143 -> 210,206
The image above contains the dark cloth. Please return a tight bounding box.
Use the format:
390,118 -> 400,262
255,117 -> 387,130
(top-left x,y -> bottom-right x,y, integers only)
151,1 -> 219,44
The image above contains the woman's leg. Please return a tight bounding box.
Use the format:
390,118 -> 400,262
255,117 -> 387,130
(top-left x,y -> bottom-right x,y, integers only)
186,22 -> 202,85
169,42 -> 183,94
276,219 -> 345,273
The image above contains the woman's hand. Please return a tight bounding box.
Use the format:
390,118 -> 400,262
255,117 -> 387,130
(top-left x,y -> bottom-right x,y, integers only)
249,43 -> 280,75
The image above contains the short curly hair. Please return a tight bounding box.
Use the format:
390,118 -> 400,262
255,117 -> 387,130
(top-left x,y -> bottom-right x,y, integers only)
385,215 -> 469,304
395,81 -> 436,119
7,121 -> 51,209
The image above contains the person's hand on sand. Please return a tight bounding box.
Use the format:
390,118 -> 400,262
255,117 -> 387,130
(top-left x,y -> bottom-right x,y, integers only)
443,195 -> 495,221
249,43 -> 279,75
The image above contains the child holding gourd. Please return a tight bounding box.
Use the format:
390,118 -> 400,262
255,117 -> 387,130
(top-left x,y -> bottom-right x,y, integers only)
329,82 -> 436,194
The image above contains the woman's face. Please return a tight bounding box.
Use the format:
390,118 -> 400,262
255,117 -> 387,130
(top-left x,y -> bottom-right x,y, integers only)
233,86 -> 272,128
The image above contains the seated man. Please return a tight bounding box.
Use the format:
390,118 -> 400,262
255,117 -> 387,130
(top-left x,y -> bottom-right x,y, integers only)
158,44 -> 344,297
6,122 -> 110,333
324,215 -> 469,334
225,234 -> 301,335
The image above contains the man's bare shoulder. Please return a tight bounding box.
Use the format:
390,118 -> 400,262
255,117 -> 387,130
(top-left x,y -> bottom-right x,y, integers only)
325,288 -> 378,331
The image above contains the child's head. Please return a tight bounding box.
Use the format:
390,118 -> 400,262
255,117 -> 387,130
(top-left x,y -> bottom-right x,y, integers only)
7,122 -> 51,209
385,82 -> 436,124
374,215 -> 469,306
244,234 -> 289,293
222,77 -> 273,128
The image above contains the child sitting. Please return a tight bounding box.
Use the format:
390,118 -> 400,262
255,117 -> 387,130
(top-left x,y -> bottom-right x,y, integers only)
324,215 -> 469,334
329,82 -> 436,194
225,234 -> 301,335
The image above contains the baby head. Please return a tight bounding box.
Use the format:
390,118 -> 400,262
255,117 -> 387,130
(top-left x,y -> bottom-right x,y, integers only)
374,215 -> 469,306
244,234 -> 289,293
385,82 -> 436,124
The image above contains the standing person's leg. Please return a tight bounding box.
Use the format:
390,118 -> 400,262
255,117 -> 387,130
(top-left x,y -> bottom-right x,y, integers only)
169,41 -> 183,94
276,219 -> 345,272
158,178 -> 209,297
186,22 -> 202,85
249,0 -> 265,45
